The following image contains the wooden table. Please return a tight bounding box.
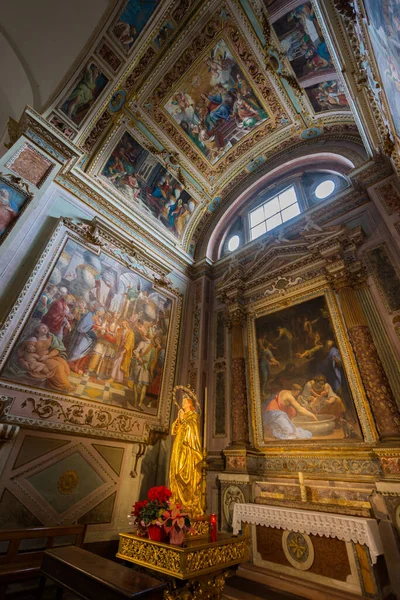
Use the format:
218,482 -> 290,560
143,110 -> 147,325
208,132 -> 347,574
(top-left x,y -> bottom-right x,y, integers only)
117,532 -> 250,599
40,546 -> 166,600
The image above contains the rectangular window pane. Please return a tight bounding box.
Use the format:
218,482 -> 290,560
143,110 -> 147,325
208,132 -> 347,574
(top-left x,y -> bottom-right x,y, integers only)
266,213 -> 283,231
251,221 -> 266,240
264,197 -> 280,218
250,206 -> 264,227
281,202 -> 300,222
279,187 -> 297,209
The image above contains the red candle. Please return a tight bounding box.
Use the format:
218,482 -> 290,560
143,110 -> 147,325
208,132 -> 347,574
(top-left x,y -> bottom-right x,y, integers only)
210,513 -> 217,542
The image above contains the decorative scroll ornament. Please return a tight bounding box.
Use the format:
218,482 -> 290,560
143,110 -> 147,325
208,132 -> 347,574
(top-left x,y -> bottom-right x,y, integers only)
21,397 -> 142,434
232,503 -> 383,563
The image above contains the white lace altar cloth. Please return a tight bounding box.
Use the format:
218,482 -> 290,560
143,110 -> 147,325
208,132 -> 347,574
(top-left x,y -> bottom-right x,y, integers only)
232,503 -> 383,564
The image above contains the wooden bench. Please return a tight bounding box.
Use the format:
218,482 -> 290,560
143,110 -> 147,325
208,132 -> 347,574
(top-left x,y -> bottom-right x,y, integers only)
0,524 -> 86,598
40,546 -> 166,600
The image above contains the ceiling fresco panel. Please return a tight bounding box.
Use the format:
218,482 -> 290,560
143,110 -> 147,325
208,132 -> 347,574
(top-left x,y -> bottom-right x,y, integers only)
143,7 -> 291,178
164,38 -> 270,165
362,0 -> 400,137
272,3 -> 334,81
110,0 -> 160,54
100,130 -> 198,239
58,61 -> 110,128
305,79 -> 350,113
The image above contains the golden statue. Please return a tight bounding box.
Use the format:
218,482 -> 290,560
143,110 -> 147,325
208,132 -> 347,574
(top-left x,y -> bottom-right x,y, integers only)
169,385 -> 204,517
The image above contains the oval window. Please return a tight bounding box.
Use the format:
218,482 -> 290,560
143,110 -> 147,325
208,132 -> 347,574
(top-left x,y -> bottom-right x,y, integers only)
228,234 -> 240,252
315,179 -> 335,199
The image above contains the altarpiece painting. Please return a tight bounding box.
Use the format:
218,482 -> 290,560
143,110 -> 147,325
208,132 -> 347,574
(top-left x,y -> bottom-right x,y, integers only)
253,295 -> 362,443
0,222 -> 177,421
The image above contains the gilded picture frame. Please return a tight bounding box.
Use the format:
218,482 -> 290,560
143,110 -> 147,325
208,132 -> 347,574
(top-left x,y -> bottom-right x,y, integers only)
248,286 -> 376,449
0,218 -> 182,442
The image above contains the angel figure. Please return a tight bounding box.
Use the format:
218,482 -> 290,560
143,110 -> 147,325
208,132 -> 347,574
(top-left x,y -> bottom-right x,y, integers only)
169,386 -> 204,517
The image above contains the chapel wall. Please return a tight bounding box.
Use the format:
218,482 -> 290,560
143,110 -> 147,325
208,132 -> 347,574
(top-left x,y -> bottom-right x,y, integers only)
0,115 -> 190,539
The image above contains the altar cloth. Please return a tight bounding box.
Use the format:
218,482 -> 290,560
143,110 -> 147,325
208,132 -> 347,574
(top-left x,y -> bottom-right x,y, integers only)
232,502 -> 383,563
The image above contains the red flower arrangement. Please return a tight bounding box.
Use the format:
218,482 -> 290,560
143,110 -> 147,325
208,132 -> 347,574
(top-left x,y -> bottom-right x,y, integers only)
129,486 -> 192,543
148,486 -> 172,503
131,486 -> 173,528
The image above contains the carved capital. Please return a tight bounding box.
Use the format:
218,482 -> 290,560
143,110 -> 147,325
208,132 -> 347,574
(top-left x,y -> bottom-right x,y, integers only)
226,307 -> 246,329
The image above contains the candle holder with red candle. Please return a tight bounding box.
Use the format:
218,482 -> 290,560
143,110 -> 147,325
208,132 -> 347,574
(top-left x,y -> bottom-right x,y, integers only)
210,513 -> 217,542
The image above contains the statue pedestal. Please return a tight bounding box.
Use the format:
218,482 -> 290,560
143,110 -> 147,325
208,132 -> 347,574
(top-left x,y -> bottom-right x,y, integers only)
117,531 -> 249,599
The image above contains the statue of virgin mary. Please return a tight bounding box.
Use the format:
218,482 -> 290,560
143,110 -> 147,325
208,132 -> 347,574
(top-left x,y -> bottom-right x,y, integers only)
169,390 -> 204,517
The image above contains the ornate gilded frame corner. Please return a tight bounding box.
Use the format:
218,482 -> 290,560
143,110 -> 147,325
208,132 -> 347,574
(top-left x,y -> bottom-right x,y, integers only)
0,218 -> 182,442
247,284 -> 378,450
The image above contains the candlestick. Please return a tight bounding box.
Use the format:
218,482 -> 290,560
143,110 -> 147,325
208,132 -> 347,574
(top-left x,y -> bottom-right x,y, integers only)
203,387 -> 208,453
210,513 -> 217,542
298,471 -> 307,502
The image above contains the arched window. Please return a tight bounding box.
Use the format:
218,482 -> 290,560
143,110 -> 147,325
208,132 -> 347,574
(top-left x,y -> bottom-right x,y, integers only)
219,170 -> 348,258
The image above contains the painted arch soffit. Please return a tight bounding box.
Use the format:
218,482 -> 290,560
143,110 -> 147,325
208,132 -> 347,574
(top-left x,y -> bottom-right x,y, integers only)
43,0 -> 361,256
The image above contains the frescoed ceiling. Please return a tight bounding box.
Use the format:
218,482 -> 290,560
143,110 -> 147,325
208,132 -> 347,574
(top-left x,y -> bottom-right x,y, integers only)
36,0 -> 399,258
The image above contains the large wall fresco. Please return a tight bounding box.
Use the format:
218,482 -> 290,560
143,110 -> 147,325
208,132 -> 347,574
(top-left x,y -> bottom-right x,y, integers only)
273,3 -> 334,80
255,296 -> 362,442
164,39 -> 269,165
363,0 -> 400,136
101,131 -> 197,239
1,238 -> 172,416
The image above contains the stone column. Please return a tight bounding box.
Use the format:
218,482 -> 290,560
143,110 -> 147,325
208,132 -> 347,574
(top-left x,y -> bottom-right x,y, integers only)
335,277 -> 400,440
228,308 -> 250,447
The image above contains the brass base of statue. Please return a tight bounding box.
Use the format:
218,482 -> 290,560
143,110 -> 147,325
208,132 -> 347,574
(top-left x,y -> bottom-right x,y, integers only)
117,531 -> 249,599
185,514 -> 210,539
164,571 -> 228,599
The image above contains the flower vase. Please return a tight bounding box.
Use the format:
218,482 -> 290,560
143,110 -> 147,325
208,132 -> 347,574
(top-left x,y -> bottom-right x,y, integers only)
147,524 -> 167,542
169,527 -> 185,546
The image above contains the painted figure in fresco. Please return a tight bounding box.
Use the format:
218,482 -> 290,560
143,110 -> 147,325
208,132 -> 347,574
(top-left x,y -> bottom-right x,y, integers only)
263,385 -> 317,440
276,326 -> 293,360
131,335 -> 162,409
17,343 -> 50,376
0,188 -> 18,235
318,340 -> 343,393
8,324 -> 74,393
258,339 -> 280,396
109,319 -> 135,384
63,64 -> 104,121
169,395 -> 204,516
234,93 -> 263,128
114,21 -> 137,49
300,375 -> 345,421
41,287 -> 71,340
68,306 -> 106,374
112,0 -> 159,51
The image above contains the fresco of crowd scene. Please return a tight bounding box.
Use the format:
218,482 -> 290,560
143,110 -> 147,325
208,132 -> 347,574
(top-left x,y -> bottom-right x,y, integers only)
2,240 -> 172,415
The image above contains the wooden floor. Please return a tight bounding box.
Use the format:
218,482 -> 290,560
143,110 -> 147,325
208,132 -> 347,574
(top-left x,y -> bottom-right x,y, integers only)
9,575 -> 307,600
223,576 -> 307,600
